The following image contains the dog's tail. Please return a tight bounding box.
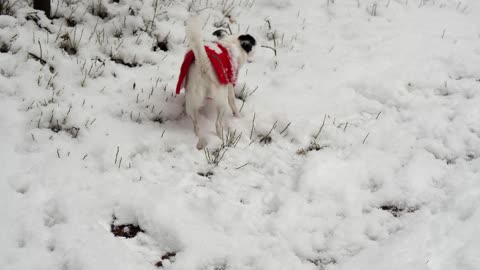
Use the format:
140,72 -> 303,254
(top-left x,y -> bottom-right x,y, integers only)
186,16 -> 213,76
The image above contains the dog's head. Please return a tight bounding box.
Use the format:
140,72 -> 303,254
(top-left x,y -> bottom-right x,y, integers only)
213,29 -> 257,64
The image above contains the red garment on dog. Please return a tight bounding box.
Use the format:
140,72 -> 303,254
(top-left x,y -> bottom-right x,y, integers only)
175,43 -> 236,95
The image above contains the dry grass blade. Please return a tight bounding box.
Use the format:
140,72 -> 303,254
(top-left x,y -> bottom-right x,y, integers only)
313,114 -> 327,140
222,128 -> 242,148
259,121 -> 277,144
204,147 -> 228,166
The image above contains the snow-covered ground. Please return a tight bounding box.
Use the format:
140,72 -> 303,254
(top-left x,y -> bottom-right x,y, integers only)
1,0 -> 480,269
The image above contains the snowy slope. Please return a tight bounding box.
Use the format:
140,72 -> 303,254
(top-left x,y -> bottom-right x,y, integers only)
1,0 -> 480,269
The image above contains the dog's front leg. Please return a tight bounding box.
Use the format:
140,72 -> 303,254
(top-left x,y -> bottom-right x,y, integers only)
228,86 -> 240,117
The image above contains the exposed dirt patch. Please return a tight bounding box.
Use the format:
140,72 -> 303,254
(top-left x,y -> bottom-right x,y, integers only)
155,252 -> 177,267
111,55 -> 141,67
379,204 -> 418,217
110,217 -> 144,238
296,141 -> 327,155
307,257 -> 337,270
153,40 -> 168,52
197,171 -> 214,179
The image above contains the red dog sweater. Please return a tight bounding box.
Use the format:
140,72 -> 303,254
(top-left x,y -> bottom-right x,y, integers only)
175,43 -> 237,95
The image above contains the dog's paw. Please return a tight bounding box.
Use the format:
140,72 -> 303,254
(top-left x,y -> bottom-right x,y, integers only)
233,111 -> 241,118
196,138 -> 207,150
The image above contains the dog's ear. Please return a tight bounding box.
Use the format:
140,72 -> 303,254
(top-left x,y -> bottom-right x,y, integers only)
238,34 -> 256,53
212,29 -> 229,39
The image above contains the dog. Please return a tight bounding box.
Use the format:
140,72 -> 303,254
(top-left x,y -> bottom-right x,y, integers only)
176,16 -> 256,149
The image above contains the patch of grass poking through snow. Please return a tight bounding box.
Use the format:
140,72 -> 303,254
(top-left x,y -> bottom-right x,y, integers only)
65,8 -> 80,27
249,119 -> 290,146
262,19 -> 278,57
37,107 -> 81,138
48,119 -> 80,138
236,84 -> 258,101
222,128 -> 242,148
28,52 -> 55,73
213,262 -> 228,270
220,0 -> 236,19
151,110 -> 164,124
204,147 -> 228,167
58,28 -> 84,55
367,3 -> 378,16
236,84 -> 258,112
0,32 -> 19,54
297,114 -> 328,155
204,128 -> 242,166
0,0 -> 16,16
88,0 -> 109,19
79,57 -> 106,87
26,12 -> 54,33
258,121 -> 277,145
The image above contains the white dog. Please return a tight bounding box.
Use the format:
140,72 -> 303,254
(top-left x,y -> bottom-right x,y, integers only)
175,16 -> 256,149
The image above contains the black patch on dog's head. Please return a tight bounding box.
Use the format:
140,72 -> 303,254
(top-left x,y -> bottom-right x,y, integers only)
212,29 -> 229,39
238,34 -> 256,53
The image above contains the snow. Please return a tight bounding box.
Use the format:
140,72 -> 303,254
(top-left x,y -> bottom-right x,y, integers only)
1,0 -> 480,269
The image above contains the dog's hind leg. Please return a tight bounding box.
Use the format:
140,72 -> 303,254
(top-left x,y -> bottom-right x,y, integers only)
187,106 -> 205,149
190,109 -> 207,150
215,106 -> 225,139
228,86 -> 240,117
191,109 -> 200,136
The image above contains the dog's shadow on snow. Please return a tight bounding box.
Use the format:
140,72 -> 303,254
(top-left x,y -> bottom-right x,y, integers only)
161,97 -> 237,148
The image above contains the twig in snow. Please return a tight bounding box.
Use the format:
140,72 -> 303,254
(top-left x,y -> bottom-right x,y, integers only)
114,146 -> 119,164
37,40 -> 43,59
261,45 -> 277,56
249,86 -> 259,96
250,113 -> 255,140
235,163 -> 249,170
28,52 -> 55,73
279,122 -> 291,135
362,132 -> 370,144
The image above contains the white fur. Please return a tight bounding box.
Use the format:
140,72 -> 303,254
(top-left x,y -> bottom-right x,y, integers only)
184,16 -> 251,150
